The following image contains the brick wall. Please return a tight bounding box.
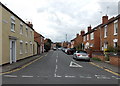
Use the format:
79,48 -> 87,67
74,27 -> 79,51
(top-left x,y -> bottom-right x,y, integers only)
92,54 -> 105,61
110,56 -> 120,66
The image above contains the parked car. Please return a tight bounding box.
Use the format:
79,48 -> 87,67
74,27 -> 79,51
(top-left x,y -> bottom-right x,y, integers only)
66,48 -> 76,55
53,47 -> 57,50
73,50 -> 90,61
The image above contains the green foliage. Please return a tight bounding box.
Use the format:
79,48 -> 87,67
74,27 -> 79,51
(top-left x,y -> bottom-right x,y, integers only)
44,39 -> 52,51
107,46 -> 119,53
91,57 -> 101,61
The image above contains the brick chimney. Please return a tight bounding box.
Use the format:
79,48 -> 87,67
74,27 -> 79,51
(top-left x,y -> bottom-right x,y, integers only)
88,25 -> 91,32
27,22 -> 33,28
76,34 -> 79,37
80,31 -> 85,36
102,15 -> 108,24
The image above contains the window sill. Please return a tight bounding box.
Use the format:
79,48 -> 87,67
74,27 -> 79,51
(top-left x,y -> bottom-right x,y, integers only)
114,33 -> 118,36
11,30 -> 15,33
20,53 -> 23,55
104,36 -> 107,38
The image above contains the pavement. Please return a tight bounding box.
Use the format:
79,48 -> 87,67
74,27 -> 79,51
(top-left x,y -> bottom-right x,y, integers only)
0,52 -> 46,73
90,59 -> 120,75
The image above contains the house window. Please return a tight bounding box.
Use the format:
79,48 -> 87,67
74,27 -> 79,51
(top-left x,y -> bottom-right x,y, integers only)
104,43 -> 108,49
41,37 -> 43,42
26,26 -> 28,37
20,40 -> 23,54
20,23 -> 23,34
87,35 -> 89,40
30,30 -> 32,37
25,42 -> 28,53
84,36 -> 86,41
104,25 -> 107,38
114,20 -> 118,35
30,42 -> 32,53
114,42 -> 118,48
11,16 -> 15,32
113,39 -> 118,48
90,32 -> 94,40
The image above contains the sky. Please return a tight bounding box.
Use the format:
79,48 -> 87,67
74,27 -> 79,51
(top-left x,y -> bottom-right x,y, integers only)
0,0 -> 119,42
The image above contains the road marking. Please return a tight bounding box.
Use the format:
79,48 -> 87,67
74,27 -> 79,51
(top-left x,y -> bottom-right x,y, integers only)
70,61 -> 83,68
90,62 -> 120,77
112,76 -> 120,79
54,73 -> 57,77
4,75 -> 18,78
22,75 -> 33,78
56,59 -> 58,63
95,75 -> 111,79
65,75 -> 76,78
0,55 -> 45,75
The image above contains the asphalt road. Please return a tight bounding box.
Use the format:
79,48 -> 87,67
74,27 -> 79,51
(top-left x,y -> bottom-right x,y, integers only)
2,50 -> 120,84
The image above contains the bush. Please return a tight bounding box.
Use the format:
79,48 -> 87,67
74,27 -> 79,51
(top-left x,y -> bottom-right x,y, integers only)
91,57 -> 101,61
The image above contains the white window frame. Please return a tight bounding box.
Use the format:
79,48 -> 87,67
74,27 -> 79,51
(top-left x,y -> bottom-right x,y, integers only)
113,39 -> 118,48
20,22 -> 23,34
11,16 -> 15,32
84,36 -> 86,42
104,43 -> 108,49
30,42 -> 32,53
20,40 -> 23,54
30,29 -> 32,37
104,25 -> 107,38
90,32 -> 94,40
114,20 -> 118,36
87,35 -> 89,40
25,42 -> 28,53
26,26 -> 28,37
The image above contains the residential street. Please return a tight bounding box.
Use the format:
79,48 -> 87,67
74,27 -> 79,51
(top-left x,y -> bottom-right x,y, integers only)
2,50 -> 120,84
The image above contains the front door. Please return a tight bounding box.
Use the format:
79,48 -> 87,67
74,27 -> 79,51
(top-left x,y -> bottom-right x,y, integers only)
10,40 -> 16,64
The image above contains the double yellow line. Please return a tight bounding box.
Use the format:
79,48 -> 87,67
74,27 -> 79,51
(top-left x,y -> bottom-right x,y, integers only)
0,53 -> 48,75
90,62 -> 120,77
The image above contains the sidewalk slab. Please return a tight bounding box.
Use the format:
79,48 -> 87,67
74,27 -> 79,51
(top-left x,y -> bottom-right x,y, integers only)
1,53 -> 46,73
91,60 -> 120,74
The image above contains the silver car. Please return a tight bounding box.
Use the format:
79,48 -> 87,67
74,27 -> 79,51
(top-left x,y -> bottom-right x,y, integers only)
73,51 -> 90,61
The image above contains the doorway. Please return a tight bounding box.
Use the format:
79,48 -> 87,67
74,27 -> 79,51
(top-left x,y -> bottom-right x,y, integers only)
10,40 -> 16,64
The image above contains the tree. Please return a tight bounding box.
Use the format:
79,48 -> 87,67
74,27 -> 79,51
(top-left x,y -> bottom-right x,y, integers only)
44,39 -> 52,52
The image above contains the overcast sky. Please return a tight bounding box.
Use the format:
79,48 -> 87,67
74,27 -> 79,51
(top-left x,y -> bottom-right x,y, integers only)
0,0 -> 119,42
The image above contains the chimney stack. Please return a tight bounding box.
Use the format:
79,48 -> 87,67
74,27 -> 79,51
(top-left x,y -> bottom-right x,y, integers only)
27,22 -> 33,28
102,15 -> 108,24
80,31 -> 85,36
88,25 -> 91,32
76,34 -> 79,37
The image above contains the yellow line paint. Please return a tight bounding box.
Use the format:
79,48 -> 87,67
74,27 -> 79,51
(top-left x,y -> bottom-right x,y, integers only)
90,62 -> 120,77
0,54 -> 46,75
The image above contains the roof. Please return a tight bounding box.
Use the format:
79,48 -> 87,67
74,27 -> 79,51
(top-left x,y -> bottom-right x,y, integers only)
83,24 -> 102,36
101,14 -> 120,27
0,2 -> 34,31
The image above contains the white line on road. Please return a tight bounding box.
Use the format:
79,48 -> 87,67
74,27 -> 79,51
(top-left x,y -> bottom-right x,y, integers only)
4,75 -> 18,78
56,59 -> 58,63
22,75 -> 33,78
69,61 -> 83,68
65,75 -> 76,78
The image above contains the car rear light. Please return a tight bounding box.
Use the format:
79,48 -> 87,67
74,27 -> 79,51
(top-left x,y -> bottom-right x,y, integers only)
77,54 -> 81,56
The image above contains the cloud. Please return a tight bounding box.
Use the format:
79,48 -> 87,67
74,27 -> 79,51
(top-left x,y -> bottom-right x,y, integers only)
0,0 -> 119,42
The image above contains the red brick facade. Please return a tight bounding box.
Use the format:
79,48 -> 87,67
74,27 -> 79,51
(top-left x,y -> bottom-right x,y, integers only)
100,15 -> 120,50
82,26 -> 101,51
34,31 -> 44,54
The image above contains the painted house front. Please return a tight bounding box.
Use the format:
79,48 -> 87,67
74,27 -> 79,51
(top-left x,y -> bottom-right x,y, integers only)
0,2 -> 37,65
